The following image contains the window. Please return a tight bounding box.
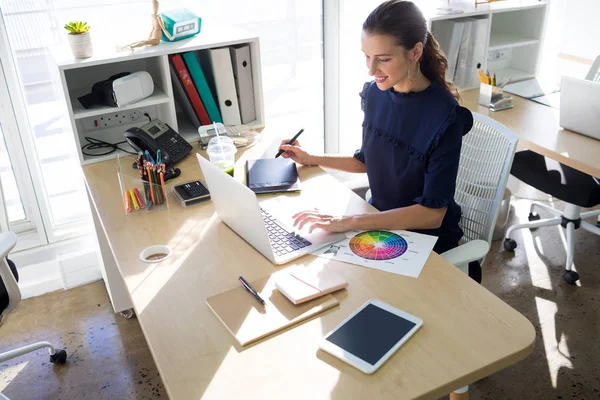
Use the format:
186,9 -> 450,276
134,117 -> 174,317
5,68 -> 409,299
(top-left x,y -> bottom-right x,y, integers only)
0,0 -> 324,244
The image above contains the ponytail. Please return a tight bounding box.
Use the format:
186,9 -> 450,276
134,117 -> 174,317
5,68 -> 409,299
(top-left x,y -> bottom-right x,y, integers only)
421,31 -> 459,100
363,0 -> 459,100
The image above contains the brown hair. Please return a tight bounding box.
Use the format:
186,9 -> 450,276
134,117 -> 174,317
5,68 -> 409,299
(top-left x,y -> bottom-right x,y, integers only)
363,0 -> 459,99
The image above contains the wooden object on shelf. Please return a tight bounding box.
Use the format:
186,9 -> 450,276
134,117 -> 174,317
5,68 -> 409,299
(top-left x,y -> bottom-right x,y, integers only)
119,0 -> 162,51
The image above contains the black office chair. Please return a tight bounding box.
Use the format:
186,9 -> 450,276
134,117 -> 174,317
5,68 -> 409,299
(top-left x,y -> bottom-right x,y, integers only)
503,151 -> 600,284
0,232 -> 67,400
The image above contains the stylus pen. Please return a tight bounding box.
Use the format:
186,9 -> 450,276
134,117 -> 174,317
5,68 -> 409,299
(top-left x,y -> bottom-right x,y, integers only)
275,128 -> 304,158
239,276 -> 266,305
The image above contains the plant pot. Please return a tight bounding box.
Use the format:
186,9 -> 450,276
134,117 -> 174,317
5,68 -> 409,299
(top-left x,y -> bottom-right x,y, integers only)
67,31 -> 93,59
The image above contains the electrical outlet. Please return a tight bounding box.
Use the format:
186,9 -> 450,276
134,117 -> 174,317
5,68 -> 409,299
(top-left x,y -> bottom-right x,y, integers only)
487,50 -> 509,62
80,107 -> 158,131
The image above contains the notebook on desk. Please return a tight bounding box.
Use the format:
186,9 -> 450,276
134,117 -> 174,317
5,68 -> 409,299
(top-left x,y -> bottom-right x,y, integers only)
246,158 -> 300,194
206,274 -> 339,346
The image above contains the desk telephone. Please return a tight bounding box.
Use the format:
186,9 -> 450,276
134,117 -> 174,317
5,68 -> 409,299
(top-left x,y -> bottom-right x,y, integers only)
124,119 -> 192,167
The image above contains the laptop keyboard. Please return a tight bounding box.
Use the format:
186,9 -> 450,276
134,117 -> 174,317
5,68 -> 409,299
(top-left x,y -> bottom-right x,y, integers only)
261,208 -> 312,257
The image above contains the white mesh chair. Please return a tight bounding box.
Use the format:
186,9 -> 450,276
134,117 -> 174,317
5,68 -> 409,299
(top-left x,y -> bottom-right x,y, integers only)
438,113 -> 519,274
366,113 -> 519,275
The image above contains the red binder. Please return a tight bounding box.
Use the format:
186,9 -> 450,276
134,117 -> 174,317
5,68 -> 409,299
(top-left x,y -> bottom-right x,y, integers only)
170,54 -> 211,125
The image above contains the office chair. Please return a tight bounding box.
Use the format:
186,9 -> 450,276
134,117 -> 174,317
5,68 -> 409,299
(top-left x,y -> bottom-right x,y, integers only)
366,113 -> 519,276
503,152 -> 600,284
0,232 -> 68,400
438,113 -> 518,275
503,59 -> 600,285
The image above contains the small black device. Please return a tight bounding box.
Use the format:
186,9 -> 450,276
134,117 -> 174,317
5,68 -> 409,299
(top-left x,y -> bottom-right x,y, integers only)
172,180 -> 211,207
124,119 -> 192,167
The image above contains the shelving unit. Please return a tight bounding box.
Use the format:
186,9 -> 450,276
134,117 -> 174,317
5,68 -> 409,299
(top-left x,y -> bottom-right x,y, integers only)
55,24 -> 265,165
425,0 -> 548,91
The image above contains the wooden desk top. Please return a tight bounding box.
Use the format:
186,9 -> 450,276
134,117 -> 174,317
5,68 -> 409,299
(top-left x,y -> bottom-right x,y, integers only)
461,89 -> 600,178
83,133 -> 535,400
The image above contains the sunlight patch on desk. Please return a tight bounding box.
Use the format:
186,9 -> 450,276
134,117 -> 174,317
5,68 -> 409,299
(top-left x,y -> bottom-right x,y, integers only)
200,319 -> 343,399
132,213 -> 217,313
534,296 -> 573,388
0,360 -> 28,392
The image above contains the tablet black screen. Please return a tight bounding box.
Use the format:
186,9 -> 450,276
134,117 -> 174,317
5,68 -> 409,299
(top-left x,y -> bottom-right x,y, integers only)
326,304 -> 417,365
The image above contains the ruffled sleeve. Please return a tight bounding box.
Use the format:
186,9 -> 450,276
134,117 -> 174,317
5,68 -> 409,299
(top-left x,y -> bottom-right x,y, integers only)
414,106 -> 473,208
353,81 -> 372,164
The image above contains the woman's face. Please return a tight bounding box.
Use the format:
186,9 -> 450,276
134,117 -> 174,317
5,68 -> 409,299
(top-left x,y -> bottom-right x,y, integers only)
361,31 -> 414,91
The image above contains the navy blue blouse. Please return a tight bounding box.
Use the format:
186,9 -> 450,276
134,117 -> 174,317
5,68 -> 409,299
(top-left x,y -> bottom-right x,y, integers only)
354,81 -> 473,253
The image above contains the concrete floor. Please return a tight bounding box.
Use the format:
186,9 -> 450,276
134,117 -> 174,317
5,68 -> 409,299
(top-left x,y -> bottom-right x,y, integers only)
0,282 -> 166,399
1,198 -> 599,400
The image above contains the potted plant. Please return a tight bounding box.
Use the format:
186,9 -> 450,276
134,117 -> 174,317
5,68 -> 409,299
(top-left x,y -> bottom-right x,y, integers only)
64,21 -> 93,59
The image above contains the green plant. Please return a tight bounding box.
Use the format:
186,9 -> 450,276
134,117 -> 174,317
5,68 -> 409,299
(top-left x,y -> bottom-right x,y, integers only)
64,21 -> 90,34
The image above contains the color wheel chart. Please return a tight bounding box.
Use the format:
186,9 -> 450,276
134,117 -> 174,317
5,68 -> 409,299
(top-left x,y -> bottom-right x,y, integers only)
312,229 -> 438,278
349,231 -> 407,260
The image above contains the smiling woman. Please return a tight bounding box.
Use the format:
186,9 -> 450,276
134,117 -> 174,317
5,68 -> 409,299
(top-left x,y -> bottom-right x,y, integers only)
279,0 -> 474,260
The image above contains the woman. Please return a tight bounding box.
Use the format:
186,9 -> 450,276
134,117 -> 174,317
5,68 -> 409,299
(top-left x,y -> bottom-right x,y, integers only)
279,1 -> 473,259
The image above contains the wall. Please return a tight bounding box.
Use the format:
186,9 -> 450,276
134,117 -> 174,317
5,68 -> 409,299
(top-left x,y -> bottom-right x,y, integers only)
558,0 -> 600,61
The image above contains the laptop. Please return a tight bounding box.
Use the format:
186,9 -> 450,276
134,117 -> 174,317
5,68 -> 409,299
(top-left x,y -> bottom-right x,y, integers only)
560,76 -> 600,140
196,154 -> 346,265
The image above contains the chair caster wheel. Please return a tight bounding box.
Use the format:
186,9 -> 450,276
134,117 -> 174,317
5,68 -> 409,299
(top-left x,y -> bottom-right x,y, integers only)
50,349 -> 67,364
120,309 -> 135,319
563,270 -> 579,285
528,212 -> 540,222
503,238 -> 517,251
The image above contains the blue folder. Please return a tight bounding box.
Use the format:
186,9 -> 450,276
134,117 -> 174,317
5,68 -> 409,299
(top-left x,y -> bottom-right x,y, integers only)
182,52 -> 222,123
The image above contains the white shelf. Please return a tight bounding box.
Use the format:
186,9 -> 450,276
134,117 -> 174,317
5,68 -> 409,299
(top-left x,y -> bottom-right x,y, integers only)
71,87 -> 170,120
494,68 -> 534,84
423,0 -> 546,21
55,23 -> 258,71
489,33 -> 539,50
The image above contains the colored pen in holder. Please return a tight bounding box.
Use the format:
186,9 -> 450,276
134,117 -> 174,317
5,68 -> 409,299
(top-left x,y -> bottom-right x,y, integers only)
117,153 -> 169,215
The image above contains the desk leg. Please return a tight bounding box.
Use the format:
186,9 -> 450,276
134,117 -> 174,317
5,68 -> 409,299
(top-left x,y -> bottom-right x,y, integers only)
87,187 -> 133,314
450,385 -> 469,400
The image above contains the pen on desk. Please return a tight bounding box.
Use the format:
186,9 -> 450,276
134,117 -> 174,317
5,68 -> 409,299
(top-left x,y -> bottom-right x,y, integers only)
239,276 -> 266,305
275,128 -> 305,158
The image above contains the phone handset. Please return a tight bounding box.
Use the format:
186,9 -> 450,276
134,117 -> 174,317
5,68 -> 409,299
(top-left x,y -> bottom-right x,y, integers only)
124,118 -> 192,168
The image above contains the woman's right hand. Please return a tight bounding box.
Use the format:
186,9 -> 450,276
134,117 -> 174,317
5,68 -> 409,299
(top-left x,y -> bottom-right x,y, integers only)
278,139 -> 312,166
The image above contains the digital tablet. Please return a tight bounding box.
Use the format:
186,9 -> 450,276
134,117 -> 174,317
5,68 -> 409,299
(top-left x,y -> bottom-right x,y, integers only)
319,299 -> 423,374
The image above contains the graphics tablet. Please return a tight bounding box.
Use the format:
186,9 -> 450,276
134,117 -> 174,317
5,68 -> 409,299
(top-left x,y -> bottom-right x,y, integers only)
319,299 -> 423,374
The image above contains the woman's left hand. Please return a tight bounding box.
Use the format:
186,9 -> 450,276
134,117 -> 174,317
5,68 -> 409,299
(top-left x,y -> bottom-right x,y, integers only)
292,209 -> 350,233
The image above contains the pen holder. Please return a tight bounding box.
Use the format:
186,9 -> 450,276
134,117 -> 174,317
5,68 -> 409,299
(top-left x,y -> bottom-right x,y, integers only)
117,155 -> 169,215
478,82 -> 505,108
